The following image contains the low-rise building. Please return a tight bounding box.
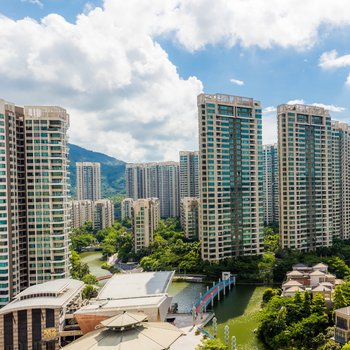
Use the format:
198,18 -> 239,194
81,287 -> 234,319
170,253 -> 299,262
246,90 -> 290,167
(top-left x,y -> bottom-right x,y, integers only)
335,307 -> 350,345
180,197 -> 199,239
74,271 -> 174,334
282,263 -> 341,299
0,279 -> 85,350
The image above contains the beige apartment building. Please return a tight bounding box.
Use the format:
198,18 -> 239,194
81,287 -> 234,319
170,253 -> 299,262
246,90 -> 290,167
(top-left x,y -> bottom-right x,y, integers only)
76,162 -> 101,201
180,197 -> 199,239
71,200 -> 93,229
71,199 -> 114,231
132,198 -> 160,252
278,104 -> 333,250
198,93 -> 264,261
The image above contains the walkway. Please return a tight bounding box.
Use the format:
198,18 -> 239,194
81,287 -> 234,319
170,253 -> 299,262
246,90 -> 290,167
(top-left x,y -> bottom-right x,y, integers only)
195,277 -> 236,314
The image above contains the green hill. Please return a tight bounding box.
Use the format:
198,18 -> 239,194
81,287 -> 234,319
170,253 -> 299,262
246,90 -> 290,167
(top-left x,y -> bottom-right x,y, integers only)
68,143 -> 126,198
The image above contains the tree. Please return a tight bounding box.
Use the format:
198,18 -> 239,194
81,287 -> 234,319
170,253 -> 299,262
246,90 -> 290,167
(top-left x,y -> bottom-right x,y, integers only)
82,273 -> 98,285
196,338 -> 228,350
70,250 -> 90,280
82,285 -> 97,299
342,342 -> 350,349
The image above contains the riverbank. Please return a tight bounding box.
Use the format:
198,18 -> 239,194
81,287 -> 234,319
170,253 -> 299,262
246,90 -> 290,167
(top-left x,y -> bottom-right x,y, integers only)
206,285 -> 267,350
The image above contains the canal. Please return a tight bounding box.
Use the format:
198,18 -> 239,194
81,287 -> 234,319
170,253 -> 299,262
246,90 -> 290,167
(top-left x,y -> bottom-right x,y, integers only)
80,251 -> 111,278
81,253 -> 267,349
168,282 -> 268,350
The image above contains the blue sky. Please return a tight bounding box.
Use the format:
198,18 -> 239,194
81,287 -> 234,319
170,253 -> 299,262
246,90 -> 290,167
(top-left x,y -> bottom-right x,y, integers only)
0,0 -> 349,161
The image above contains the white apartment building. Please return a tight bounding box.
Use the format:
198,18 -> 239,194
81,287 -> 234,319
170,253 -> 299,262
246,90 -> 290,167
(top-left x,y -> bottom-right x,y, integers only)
76,162 -> 101,201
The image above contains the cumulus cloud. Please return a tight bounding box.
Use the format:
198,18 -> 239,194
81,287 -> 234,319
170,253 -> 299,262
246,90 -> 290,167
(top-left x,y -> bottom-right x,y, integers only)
287,99 -> 345,112
1,0 -> 350,161
230,78 -> 244,86
319,50 -> 350,69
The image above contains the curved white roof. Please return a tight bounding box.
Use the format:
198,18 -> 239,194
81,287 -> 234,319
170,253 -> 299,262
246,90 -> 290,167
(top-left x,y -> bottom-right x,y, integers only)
0,279 -> 84,314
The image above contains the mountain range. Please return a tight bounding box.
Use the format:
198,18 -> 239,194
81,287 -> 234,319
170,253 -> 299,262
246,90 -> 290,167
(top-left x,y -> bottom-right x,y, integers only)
68,143 -> 126,198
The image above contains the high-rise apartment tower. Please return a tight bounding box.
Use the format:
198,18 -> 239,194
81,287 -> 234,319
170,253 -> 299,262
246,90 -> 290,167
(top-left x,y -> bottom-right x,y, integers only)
179,151 -> 199,199
125,162 -> 180,218
0,99 -> 71,306
278,104 -> 333,250
76,162 -> 101,201
198,93 -> 264,261
262,144 -> 279,226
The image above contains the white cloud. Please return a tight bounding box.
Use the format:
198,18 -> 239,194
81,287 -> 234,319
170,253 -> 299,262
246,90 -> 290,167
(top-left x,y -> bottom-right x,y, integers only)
319,50 -> 350,69
1,0 -> 350,160
286,99 -> 345,112
21,0 -> 43,8
287,99 -> 305,105
230,78 -> 244,86
347,74 -> 350,86
310,103 -> 345,113
0,2 -> 203,162
263,106 -> 276,113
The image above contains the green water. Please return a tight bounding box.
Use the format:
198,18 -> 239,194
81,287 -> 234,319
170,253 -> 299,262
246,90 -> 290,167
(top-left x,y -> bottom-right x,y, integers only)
169,282 -> 267,350
80,251 -> 110,278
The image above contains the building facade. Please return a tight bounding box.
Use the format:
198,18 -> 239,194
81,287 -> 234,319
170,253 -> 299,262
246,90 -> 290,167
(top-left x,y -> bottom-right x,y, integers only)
198,93 -> 264,261
332,121 -> 350,240
132,198 -> 160,252
180,197 -> 199,239
0,279 -> 84,350
262,144 -> 279,226
179,151 -> 199,199
25,106 -> 71,286
71,200 -> 93,229
125,162 -> 180,218
0,100 -> 27,305
93,199 -> 114,232
0,100 -> 71,306
121,198 -> 133,220
76,162 -> 101,201
278,104 -> 333,251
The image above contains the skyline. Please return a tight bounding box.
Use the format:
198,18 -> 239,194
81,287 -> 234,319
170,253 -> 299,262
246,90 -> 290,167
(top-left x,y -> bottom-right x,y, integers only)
0,0 -> 350,162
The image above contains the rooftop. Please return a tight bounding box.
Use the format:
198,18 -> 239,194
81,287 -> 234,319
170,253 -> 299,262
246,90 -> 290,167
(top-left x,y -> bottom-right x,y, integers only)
0,279 -> 84,314
336,306 -> 350,317
97,271 -> 174,300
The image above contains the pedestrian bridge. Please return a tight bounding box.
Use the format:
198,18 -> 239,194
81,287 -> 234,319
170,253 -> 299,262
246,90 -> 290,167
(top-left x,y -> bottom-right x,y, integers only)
194,276 -> 236,314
